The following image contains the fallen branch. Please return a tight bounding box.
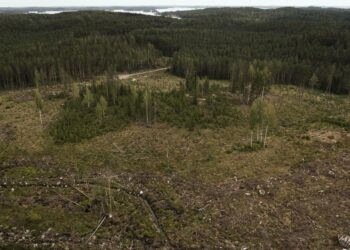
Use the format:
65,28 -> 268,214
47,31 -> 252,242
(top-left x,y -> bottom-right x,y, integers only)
86,216 -> 106,243
71,185 -> 91,200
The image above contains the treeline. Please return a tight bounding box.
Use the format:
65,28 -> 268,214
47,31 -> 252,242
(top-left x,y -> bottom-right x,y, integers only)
0,35 -> 159,89
0,12 -> 172,89
1,8 -> 350,93
137,8 -> 350,94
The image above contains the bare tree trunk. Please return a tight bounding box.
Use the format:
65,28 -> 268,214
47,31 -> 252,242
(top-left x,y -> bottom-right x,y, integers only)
145,96 -> 149,125
250,131 -> 253,147
39,110 -> 43,126
247,85 -> 251,104
263,125 -> 269,148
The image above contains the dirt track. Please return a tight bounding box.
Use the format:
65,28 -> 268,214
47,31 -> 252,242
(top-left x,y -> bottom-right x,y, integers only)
118,67 -> 170,80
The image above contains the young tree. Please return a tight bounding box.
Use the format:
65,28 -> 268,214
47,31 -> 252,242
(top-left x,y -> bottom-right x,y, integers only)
309,73 -> 319,90
59,68 -> 71,93
34,69 -> 42,89
250,97 -> 277,148
229,62 -> 239,93
105,67 -> 116,102
144,87 -> 151,125
83,87 -> 93,108
192,83 -> 198,105
99,96 -> 108,117
72,83 -> 80,100
96,103 -> 103,122
34,89 -> 44,125
96,96 -> 108,121
346,80 -> 350,98
203,77 -> 210,94
110,81 -> 117,105
326,64 -> 336,93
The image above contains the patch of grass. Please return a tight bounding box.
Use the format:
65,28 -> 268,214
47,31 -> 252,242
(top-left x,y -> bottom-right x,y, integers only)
0,205 -> 93,233
321,116 -> 350,131
232,142 -> 264,152
4,166 -> 48,180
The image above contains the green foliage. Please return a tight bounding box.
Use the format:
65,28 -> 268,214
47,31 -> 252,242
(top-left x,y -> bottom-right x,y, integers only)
309,73 -> 319,89
157,89 -> 241,131
99,96 -> 108,116
34,89 -> 43,111
34,69 -> 41,89
49,99 -> 128,143
249,97 -> 277,147
82,88 -> 93,108
322,116 -> 350,131
72,83 -> 80,99
250,98 -> 277,129
96,96 -> 108,121
1,9 -> 350,95
50,79 -> 242,143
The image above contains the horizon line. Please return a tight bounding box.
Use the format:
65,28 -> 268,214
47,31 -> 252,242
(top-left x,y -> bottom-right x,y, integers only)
1,5 -> 350,8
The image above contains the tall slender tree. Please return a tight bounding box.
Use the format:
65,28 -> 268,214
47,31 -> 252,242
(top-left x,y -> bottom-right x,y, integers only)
83,88 -> 93,108
34,89 -> 44,126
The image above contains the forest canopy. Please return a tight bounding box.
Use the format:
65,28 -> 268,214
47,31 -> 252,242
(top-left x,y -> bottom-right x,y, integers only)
0,8 -> 350,94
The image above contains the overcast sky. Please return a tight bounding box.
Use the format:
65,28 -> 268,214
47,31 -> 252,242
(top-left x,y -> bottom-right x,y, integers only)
0,0 -> 349,7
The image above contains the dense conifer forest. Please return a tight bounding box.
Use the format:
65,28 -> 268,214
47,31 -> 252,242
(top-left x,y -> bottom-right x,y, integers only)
1,7 -> 350,93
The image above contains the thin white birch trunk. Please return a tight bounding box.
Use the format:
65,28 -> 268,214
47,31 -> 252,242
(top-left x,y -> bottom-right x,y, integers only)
263,125 -> 269,148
